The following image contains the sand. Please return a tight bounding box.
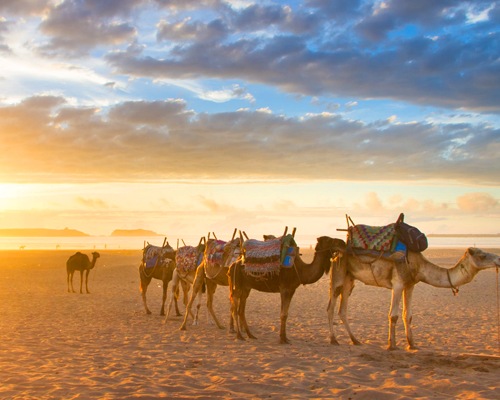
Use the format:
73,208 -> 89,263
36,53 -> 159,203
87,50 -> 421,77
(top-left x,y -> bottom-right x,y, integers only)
1,247 -> 500,399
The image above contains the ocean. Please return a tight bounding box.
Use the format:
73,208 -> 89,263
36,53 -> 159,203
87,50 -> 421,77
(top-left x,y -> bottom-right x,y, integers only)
1,234 -> 499,251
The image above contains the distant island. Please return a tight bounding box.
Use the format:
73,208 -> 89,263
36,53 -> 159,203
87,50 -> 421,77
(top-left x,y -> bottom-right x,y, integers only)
110,229 -> 164,237
0,228 -> 90,237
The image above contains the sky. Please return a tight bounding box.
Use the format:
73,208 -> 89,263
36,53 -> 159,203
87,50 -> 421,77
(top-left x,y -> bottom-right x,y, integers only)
0,0 -> 499,239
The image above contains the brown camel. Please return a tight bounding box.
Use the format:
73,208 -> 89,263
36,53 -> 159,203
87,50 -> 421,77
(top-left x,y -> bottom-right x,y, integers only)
66,251 -> 100,294
328,246 -> 500,350
228,236 -> 346,344
179,235 -> 241,331
139,242 -> 189,316
164,238 -> 206,324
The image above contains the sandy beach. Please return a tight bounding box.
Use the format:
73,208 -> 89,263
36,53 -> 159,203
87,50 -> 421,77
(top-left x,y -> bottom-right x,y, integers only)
1,247 -> 500,399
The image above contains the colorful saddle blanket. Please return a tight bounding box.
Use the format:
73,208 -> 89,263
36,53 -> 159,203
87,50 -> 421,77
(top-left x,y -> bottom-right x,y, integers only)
176,246 -> 201,272
204,240 -> 226,268
243,237 -> 282,276
348,223 -> 398,253
143,244 -> 175,269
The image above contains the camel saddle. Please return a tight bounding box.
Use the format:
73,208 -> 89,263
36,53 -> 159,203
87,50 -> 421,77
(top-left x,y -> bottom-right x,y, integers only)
347,223 -> 398,254
176,246 -> 203,272
143,244 -> 175,269
243,234 -> 298,277
204,240 -> 227,268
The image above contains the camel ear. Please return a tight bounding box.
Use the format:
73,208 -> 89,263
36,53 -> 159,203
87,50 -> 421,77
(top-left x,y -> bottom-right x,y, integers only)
467,248 -> 481,257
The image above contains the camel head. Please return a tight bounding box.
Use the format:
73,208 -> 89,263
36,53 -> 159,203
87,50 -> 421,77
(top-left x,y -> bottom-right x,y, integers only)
315,237 -> 346,275
315,236 -> 346,253
91,252 -> 100,260
465,248 -> 500,270
263,234 -> 277,241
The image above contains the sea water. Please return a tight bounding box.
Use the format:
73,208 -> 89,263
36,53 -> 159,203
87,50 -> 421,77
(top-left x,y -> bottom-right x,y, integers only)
1,234 -> 499,251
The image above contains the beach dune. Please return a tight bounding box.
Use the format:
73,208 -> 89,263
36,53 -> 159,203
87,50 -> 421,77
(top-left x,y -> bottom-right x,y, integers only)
0,247 -> 499,399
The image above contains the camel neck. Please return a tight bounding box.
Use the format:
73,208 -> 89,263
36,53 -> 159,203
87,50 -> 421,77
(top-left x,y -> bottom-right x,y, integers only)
418,253 -> 478,288
294,249 -> 330,285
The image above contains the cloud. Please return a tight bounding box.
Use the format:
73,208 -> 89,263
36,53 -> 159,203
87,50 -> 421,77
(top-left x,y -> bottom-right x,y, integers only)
76,197 -> 111,209
457,192 -> 499,212
37,0 -> 142,57
196,195 -> 237,213
0,0 -> 50,16
0,95 -> 499,184
106,25 -> 500,113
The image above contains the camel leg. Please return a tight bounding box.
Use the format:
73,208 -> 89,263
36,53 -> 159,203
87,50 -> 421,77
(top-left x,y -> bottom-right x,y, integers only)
231,293 -> 244,340
70,272 -> 76,293
85,269 -> 90,294
178,279 -> 192,317
180,267 -> 205,330
338,277 -> 361,346
160,279 -> 169,316
388,284 -> 404,350
206,280 -> 225,329
227,263 -> 245,340
403,285 -> 417,350
279,289 -> 296,344
79,270 -> 84,294
239,288 -> 256,340
229,307 -> 235,333
328,280 -> 342,345
164,271 -> 180,323
141,280 -> 153,314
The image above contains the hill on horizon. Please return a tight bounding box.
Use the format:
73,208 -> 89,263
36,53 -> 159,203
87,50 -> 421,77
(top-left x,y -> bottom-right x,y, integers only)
110,229 -> 164,237
0,228 -> 90,237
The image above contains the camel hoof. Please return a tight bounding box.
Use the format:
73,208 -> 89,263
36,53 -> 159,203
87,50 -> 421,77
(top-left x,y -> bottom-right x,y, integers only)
146,310 -> 152,315
179,325 -> 187,331
175,312 -> 182,317
237,334 -> 246,341
386,345 -> 398,351
352,339 -> 362,346
229,328 -> 236,334
330,338 -> 340,345
280,339 -> 291,345
408,345 -> 419,351
160,311 -> 165,316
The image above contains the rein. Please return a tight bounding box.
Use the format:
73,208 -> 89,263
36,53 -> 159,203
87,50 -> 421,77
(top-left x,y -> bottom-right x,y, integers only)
446,269 -> 459,296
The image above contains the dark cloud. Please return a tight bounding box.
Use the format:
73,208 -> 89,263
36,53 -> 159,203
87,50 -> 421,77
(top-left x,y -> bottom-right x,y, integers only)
354,0 -> 497,41
157,18 -> 228,43
37,0 -> 143,57
106,29 -> 500,112
0,96 -> 498,184
0,0 -> 50,16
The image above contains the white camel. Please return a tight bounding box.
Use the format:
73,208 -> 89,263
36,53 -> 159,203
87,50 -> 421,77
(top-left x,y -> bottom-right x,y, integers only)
328,247 -> 500,350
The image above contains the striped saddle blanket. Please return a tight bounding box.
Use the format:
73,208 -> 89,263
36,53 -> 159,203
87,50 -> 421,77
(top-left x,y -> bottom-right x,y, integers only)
243,237 -> 282,276
143,244 -> 175,269
348,223 -> 398,253
176,246 -> 202,272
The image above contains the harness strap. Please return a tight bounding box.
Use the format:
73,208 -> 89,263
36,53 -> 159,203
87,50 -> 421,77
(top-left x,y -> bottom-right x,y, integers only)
446,269 -> 459,296
351,250 -> 384,286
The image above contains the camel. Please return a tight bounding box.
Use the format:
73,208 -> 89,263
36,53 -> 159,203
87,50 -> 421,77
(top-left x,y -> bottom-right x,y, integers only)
164,238 -> 206,324
328,246 -> 500,350
179,234 -> 241,331
139,242 -> 190,316
228,236 -> 346,344
66,251 -> 100,294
